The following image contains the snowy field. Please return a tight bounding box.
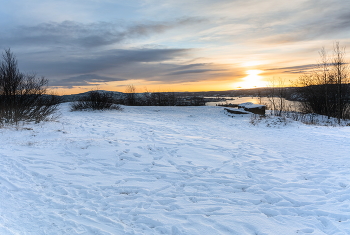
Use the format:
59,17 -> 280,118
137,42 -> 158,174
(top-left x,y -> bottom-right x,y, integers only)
1,103 -> 350,235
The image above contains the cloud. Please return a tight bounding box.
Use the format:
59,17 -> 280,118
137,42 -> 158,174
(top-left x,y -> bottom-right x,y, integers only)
259,2 -> 350,44
19,47 -> 231,86
267,64 -> 317,74
164,63 -> 225,76
18,44 -> 239,87
168,63 -> 209,71
0,17 -> 205,49
50,74 -> 127,88
167,69 -> 222,76
20,48 -> 190,76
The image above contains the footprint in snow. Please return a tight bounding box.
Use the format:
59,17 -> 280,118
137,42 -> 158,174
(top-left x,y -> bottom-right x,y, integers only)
133,153 -> 141,158
153,156 -> 163,160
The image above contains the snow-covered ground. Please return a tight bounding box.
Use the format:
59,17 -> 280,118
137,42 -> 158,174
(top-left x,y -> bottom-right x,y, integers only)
1,104 -> 350,235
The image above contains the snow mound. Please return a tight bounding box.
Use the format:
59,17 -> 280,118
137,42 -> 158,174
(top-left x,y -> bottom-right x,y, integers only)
238,102 -> 265,109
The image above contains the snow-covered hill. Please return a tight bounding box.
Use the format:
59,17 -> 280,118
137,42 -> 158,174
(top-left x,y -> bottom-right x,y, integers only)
0,104 -> 349,234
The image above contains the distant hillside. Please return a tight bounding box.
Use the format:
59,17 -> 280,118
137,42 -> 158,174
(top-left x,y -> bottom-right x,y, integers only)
59,87 -> 302,103
60,90 -> 125,102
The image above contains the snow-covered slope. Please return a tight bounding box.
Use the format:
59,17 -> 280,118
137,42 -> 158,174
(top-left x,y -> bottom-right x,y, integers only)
0,104 -> 349,235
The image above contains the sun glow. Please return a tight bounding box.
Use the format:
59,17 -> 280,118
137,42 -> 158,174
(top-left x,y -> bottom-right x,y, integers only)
234,69 -> 266,89
242,61 -> 263,67
246,69 -> 262,76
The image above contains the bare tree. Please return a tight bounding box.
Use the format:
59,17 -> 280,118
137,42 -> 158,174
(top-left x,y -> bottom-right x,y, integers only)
138,88 -> 179,106
332,42 -> 349,121
125,84 -> 137,106
296,43 -> 349,121
0,49 -> 60,125
266,77 -> 287,116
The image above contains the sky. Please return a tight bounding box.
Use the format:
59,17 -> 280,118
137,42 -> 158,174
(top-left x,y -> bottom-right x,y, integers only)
1,0 -> 350,94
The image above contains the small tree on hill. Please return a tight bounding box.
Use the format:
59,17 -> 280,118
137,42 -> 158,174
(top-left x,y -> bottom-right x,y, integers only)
125,84 -> 137,106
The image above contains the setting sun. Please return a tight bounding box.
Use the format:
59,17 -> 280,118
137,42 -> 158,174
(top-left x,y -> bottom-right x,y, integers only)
233,69 -> 266,89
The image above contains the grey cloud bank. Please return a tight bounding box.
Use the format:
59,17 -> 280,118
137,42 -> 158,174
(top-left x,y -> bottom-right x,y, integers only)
1,18 -> 204,49
50,74 -> 127,88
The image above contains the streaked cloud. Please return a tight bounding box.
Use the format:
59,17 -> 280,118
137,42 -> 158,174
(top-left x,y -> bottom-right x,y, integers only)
21,48 -> 191,81
51,74 -> 127,88
266,64 -> 318,74
0,18 -> 204,49
167,69 -> 224,76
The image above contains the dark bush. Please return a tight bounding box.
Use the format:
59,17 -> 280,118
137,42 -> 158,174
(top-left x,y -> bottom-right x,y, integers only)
140,92 -> 177,106
70,90 -> 122,111
0,49 -> 61,125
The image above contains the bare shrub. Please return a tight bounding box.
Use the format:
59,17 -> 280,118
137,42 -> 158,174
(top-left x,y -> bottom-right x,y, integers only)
285,111 -> 349,126
249,114 -> 266,126
249,113 -> 288,127
0,49 -> 61,125
70,90 -> 121,111
266,77 -> 288,116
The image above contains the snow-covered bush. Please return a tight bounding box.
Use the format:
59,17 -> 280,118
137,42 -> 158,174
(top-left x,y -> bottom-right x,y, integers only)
285,111 -> 350,126
249,114 -> 289,127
